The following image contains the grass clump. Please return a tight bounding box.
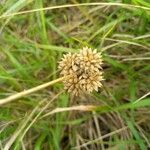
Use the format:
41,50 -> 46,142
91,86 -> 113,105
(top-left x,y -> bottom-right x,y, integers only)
0,0 -> 150,150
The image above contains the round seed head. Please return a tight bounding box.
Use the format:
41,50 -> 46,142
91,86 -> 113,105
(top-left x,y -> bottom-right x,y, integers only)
58,47 -> 103,96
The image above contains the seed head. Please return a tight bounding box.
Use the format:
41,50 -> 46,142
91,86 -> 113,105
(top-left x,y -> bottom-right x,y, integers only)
58,47 -> 103,96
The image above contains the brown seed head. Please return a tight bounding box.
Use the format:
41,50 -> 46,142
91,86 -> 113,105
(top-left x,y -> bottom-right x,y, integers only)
58,47 -> 103,96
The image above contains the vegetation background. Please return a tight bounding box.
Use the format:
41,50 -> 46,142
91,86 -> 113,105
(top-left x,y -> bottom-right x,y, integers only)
0,0 -> 150,149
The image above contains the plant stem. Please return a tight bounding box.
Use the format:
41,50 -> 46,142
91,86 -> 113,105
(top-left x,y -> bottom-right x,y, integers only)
0,76 -> 66,106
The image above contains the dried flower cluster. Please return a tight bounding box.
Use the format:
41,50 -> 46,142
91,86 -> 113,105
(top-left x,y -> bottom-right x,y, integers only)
58,47 -> 103,96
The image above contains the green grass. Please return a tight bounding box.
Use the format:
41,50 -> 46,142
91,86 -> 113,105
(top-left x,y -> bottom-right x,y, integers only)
0,0 -> 150,149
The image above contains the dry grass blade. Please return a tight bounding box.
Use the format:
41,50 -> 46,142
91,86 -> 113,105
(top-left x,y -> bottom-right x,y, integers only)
122,57 -> 150,61
41,105 -> 97,119
135,124 -> 150,146
0,3 -> 150,19
134,91 -> 150,104
93,112 -> 105,150
0,76 -> 67,106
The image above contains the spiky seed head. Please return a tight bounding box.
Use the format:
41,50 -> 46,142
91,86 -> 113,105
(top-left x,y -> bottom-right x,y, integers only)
58,47 -> 104,96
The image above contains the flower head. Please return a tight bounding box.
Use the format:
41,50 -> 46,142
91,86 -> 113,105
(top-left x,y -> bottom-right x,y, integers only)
58,47 -> 103,96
